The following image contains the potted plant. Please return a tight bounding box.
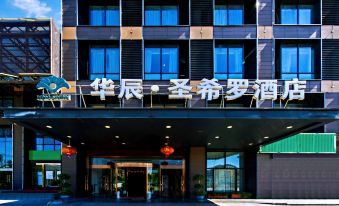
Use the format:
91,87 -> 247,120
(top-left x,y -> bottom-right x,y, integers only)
56,173 -> 72,200
192,174 -> 206,201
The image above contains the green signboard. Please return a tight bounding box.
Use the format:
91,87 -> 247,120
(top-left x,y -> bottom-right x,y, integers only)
260,133 -> 337,154
29,150 -> 61,161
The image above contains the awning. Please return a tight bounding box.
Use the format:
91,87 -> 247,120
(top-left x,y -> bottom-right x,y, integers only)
2,108 -> 339,150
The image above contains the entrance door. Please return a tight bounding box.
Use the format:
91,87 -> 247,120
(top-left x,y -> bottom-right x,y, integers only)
161,169 -> 183,199
127,167 -> 146,198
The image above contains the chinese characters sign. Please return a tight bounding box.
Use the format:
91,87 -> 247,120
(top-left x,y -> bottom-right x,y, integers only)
90,78 -> 306,102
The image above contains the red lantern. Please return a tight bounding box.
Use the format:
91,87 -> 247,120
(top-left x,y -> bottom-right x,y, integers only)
62,145 -> 77,158
160,145 -> 174,158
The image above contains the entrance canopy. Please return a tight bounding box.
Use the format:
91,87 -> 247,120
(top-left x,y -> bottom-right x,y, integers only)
2,108 -> 339,150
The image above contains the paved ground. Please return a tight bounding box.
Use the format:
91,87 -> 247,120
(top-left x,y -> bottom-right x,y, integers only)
2,194 -> 339,206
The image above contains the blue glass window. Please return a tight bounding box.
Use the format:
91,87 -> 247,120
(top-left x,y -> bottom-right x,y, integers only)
214,46 -> 244,80
145,47 -> 178,80
90,6 -> 119,26
0,127 -> 12,169
281,45 -> 314,80
214,5 -> 243,26
281,5 -> 313,24
299,5 -> 313,24
36,134 -> 61,151
90,47 -> 120,80
145,6 -> 178,26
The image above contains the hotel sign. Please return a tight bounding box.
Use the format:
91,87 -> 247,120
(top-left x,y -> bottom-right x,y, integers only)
36,76 -> 71,101
90,78 -> 306,102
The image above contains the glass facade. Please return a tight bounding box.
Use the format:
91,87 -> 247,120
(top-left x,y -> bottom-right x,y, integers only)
206,152 -> 244,193
90,6 -> 120,26
214,46 -> 244,80
90,158 -> 184,198
36,134 -> 61,151
32,163 -> 61,188
214,4 -> 243,25
281,5 -> 313,24
145,6 -> 178,26
145,47 -> 179,80
0,126 -> 12,190
281,45 -> 314,80
89,47 -> 120,80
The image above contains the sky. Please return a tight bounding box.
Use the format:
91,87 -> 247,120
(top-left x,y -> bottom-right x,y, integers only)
0,0 -> 61,28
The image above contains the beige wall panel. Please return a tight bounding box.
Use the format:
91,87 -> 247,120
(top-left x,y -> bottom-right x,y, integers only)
258,26 -> 273,39
190,26 -> 213,39
322,26 -> 339,39
321,81 -> 339,93
121,27 -> 142,39
62,27 -> 76,40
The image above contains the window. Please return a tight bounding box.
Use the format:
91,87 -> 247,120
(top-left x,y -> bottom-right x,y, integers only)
214,4 -> 243,25
0,126 -> 12,190
0,127 -> 12,169
145,47 -> 178,80
0,96 -> 13,107
145,6 -> 178,26
214,46 -> 244,80
36,135 -> 61,151
206,152 -> 244,192
281,5 -> 313,24
89,47 -> 120,80
281,44 -> 314,80
90,6 -> 119,26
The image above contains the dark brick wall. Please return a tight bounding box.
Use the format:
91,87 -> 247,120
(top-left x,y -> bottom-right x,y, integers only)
62,40 -> 77,81
257,154 -> 339,198
258,0 -> 273,26
62,0 -> 77,27
258,39 -> 273,79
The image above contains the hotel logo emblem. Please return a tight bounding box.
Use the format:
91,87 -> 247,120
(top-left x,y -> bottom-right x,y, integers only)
36,76 -> 71,101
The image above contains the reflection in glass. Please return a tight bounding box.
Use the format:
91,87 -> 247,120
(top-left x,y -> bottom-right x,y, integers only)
207,152 -> 225,168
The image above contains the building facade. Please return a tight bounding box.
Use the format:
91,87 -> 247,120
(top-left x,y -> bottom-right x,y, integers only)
1,0 -> 339,199
0,19 -> 61,191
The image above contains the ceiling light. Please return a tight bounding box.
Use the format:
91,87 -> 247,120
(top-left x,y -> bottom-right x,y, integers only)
249,143 -> 253,146
286,126 -> 293,129
215,136 -> 220,139
264,136 -> 269,139
115,136 -> 120,139
165,136 -> 170,139
208,142 -> 211,146
227,125 -> 233,129
67,136 -> 72,138
164,143 -> 168,145
81,142 -> 85,145
105,125 -> 110,129
122,142 -> 126,145
166,125 -> 172,129
46,125 -> 52,129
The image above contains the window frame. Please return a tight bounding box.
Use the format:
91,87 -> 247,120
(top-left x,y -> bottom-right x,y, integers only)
144,5 -> 179,26
89,5 -> 120,26
36,135 -> 61,151
280,4 -> 314,25
214,3 -> 244,26
89,46 -> 120,81
144,46 -> 179,80
206,152 -> 244,193
280,44 -> 315,80
214,45 -> 245,80
0,126 -> 13,170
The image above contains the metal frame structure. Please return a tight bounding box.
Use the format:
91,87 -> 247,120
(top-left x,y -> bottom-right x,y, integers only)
0,20 -> 52,74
